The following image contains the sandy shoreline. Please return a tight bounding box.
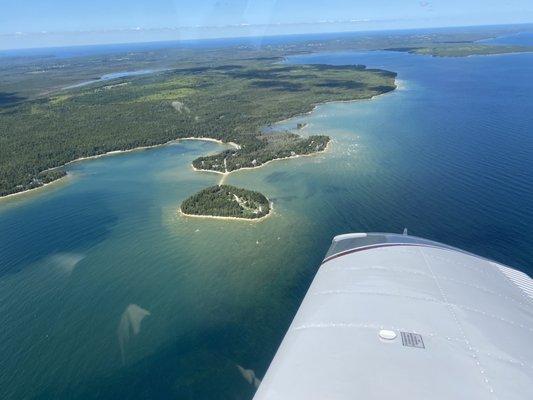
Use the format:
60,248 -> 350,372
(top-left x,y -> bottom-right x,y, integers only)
0,173 -> 72,201
178,204 -> 273,222
272,83 -> 400,126
64,137 -> 240,167
178,137 -> 241,149
1,137 -> 239,200
192,139 -> 331,178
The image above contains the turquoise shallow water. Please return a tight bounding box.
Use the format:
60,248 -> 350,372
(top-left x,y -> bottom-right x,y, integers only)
1,50 -> 532,399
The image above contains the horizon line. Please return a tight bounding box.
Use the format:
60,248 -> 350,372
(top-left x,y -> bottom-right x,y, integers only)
1,21 -> 532,53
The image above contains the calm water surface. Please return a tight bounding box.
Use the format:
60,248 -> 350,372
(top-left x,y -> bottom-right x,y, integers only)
0,50 -> 532,399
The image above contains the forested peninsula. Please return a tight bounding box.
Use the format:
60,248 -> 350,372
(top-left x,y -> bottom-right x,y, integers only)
0,57 -> 396,196
192,134 -> 330,173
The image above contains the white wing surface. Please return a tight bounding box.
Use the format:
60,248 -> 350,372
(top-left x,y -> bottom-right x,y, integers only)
253,233 -> 533,400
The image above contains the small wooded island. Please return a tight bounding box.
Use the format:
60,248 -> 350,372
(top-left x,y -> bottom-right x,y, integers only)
180,185 -> 270,220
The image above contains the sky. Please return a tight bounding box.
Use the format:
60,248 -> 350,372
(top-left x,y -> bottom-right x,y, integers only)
1,0 -> 532,49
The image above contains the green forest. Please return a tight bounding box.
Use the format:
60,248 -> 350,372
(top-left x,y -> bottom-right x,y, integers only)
181,185 -> 270,219
193,133 -> 330,172
0,58 -> 396,196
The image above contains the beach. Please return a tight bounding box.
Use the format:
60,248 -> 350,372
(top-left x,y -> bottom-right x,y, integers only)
192,139 -> 332,178
0,173 -> 72,201
178,203 -> 273,222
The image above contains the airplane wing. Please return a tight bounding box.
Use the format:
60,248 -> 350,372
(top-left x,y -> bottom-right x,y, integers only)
253,233 -> 533,400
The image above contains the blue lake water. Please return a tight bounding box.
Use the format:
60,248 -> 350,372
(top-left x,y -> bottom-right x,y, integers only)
0,49 -> 532,399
